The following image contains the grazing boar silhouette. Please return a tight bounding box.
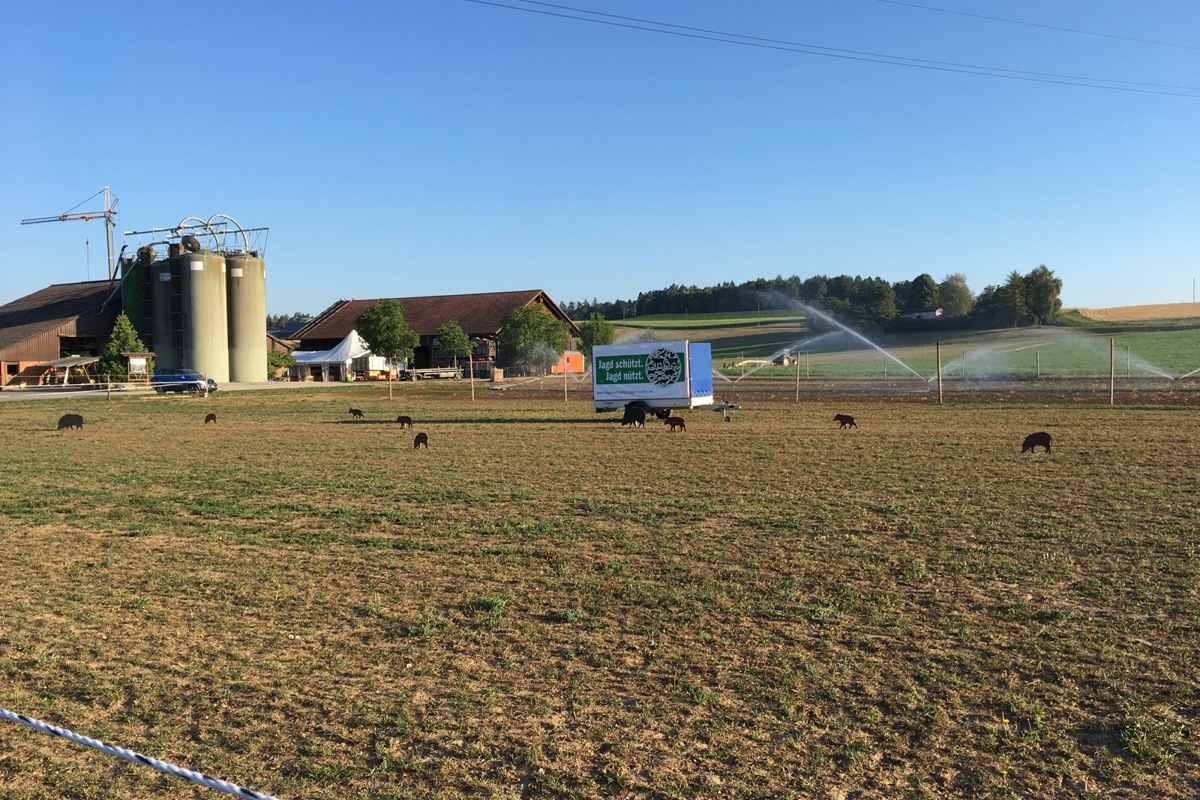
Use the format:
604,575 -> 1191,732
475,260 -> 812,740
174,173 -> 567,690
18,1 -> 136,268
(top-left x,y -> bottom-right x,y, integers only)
348,408 -> 364,419
204,413 -> 217,424
396,415 -> 413,429
1022,431 -> 1052,453
834,414 -> 857,429
664,416 -> 686,432
620,405 -> 646,428
414,432 -> 429,449
57,413 -> 83,430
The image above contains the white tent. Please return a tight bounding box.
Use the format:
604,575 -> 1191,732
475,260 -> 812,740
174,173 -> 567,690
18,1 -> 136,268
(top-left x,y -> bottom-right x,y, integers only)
291,330 -> 372,382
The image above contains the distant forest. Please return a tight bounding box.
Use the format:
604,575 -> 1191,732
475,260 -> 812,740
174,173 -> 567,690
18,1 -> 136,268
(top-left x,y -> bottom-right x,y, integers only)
563,267 -> 1064,333
266,312 -> 314,332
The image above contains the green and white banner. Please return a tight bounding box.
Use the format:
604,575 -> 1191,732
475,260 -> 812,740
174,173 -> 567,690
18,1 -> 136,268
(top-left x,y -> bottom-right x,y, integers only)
593,342 -> 689,401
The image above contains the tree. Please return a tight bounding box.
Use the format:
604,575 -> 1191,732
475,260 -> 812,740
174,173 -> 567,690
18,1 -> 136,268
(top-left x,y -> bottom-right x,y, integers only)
497,305 -> 569,373
356,299 -> 419,399
938,273 -> 974,318
856,277 -> 898,324
906,274 -> 940,311
973,272 -> 1029,328
267,349 -> 296,379
998,270 -> 1031,327
97,312 -> 149,382
1023,264 -> 1063,325
266,311 -> 313,332
577,312 -> 615,363
800,276 -> 829,306
436,320 -> 472,371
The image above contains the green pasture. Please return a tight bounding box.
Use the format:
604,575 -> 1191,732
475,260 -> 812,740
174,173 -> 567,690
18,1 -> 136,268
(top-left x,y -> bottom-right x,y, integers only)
727,328 -> 1200,382
609,312 -> 1200,381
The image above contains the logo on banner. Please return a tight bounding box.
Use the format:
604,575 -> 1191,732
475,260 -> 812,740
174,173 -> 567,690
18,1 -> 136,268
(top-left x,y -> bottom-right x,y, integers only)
645,347 -> 683,387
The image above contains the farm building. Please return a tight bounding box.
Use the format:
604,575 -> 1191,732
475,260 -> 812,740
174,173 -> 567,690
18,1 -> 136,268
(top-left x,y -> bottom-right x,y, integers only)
267,332 -> 295,356
551,350 -> 585,375
5,212 -> 273,384
0,277 -> 293,387
898,307 -> 944,320
0,280 -> 122,387
121,225 -> 268,383
289,330 -> 378,383
292,290 -> 581,380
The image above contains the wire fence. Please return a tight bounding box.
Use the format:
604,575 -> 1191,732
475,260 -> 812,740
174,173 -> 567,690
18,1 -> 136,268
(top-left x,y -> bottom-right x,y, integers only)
0,708 -> 282,800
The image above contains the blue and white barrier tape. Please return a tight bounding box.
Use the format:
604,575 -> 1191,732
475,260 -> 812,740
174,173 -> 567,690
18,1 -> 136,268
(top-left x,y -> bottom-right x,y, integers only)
0,708 -> 282,800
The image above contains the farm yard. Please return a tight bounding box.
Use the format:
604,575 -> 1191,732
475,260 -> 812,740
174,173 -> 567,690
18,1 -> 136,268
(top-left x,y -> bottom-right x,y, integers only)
1,377 -> 1199,799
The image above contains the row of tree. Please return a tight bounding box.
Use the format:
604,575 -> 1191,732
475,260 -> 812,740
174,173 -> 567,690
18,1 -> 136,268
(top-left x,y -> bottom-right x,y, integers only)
265,311 -> 313,332
564,266 -> 1063,333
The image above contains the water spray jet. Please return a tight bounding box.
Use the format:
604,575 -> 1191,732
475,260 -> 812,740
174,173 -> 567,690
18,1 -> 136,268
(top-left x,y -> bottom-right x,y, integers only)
746,292 -> 926,382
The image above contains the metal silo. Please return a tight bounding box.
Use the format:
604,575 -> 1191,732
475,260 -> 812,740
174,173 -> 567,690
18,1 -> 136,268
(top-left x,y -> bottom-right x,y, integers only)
151,258 -> 182,369
180,249 -> 229,382
226,253 -> 267,382
120,252 -> 145,341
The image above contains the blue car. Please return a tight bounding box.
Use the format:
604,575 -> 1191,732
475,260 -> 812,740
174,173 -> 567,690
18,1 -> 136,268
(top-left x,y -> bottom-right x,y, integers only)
151,368 -> 218,394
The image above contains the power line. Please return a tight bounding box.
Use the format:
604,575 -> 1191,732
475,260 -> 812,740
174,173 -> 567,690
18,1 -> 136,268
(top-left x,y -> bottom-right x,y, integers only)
463,0 -> 1200,98
870,0 -> 1200,53
514,0 -> 1200,92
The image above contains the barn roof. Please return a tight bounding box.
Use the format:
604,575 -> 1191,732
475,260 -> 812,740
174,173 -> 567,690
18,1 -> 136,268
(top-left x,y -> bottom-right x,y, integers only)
0,281 -> 117,352
293,289 -> 580,342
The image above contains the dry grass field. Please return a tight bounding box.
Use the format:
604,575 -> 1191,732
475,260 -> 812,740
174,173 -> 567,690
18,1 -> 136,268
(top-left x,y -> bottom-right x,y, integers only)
1073,303 -> 1200,322
1,384 -> 1198,799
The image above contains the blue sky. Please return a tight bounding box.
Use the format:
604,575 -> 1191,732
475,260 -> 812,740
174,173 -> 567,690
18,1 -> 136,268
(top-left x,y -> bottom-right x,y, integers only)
2,1 -> 1198,315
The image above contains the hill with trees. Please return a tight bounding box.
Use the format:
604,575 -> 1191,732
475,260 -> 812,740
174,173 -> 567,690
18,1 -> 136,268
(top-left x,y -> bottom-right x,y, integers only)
565,267 -> 1063,333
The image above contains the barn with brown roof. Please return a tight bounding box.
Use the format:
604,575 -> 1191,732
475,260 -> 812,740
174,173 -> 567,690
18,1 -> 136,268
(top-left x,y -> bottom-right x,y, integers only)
293,289 -> 580,376
0,281 -> 122,387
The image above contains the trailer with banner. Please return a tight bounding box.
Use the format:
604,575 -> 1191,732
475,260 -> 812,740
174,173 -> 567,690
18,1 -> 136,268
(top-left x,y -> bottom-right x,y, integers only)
592,340 -> 717,414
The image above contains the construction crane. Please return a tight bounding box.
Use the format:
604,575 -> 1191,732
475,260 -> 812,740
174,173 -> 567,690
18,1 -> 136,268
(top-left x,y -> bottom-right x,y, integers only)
22,186 -> 119,280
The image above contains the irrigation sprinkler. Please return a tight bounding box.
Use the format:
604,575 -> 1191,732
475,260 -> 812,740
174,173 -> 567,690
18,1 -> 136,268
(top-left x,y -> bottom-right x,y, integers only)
711,400 -> 740,421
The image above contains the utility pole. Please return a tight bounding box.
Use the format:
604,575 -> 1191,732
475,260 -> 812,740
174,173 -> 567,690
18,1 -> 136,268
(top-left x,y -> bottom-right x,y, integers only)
22,187 -> 119,280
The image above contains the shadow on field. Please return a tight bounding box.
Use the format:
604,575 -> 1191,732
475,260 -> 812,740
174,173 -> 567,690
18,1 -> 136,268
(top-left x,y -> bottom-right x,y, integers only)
328,418 -> 611,425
